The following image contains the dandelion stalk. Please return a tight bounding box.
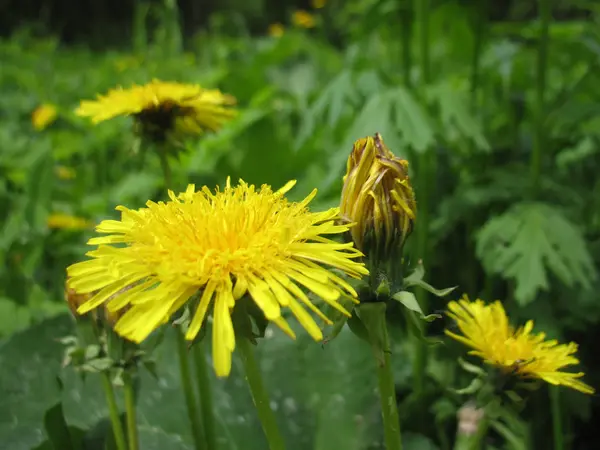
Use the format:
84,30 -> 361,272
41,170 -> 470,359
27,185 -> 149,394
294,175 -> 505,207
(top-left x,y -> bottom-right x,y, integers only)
176,332 -> 206,450
158,147 -> 173,189
376,321 -> 403,450
193,342 -> 217,450
413,0 -> 432,402
531,0 -> 550,197
237,336 -> 285,450
100,372 -> 128,450
123,373 -> 139,450
550,387 -> 564,450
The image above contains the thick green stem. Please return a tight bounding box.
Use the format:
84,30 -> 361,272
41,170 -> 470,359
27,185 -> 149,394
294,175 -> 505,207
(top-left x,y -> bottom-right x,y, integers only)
100,373 -> 128,450
177,332 -> 206,450
531,0 -> 550,196
237,337 -> 285,450
416,0 -> 430,84
123,374 -> 139,450
193,342 -> 217,450
550,387 -> 564,450
376,323 -> 403,450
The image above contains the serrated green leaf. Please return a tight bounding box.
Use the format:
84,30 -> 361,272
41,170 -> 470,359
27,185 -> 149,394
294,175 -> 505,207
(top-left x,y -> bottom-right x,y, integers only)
476,202 -> 597,304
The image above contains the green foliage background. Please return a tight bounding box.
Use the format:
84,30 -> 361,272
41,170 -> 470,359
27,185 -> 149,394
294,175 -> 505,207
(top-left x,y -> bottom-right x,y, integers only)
1,0 -> 600,449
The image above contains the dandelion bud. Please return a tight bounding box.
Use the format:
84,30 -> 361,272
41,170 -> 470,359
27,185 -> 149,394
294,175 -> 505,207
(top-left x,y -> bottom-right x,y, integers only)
340,133 -> 416,277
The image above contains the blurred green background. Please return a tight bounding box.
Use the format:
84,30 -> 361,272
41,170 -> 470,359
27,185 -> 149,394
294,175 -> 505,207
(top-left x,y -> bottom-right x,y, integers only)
1,0 -> 600,449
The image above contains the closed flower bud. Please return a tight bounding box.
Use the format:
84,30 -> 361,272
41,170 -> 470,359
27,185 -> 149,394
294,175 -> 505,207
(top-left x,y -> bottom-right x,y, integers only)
340,133 -> 416,283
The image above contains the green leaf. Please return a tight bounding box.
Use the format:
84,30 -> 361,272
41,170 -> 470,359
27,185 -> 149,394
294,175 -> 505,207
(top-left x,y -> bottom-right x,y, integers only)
476,202 -> 597,304
391,291 -> 442,322
43,402 -> 81,450
403,263 -> 457,298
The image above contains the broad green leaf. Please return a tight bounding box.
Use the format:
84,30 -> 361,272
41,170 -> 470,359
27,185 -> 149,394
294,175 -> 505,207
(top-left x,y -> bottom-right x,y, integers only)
476,203 -> 597,304
391,291 -> 442,322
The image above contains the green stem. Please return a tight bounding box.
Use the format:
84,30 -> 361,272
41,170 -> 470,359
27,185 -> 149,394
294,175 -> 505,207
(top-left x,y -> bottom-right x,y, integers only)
193,342 -> 217,450
237,337 -> 285,450
123,374 -> 139,450
158,146 -> 173,189
376,323 -> 403,450
453,421 -> 489,450
531,0 -> 550,196
412,0 -> 432,402
400,0 -> 412,87
100,372 -> 128,450
177,332 -> 206,450
550,387 -> 564,450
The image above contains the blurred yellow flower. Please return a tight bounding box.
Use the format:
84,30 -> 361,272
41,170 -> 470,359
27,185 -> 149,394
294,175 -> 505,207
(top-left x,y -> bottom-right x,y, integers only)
312,0 -> 326,8
47,213 -> 94,231
292,10 -> 316,28
75,80 -> 237,142
66,179 -> 368,377
32,104 -> 58,131
446,295 -> 595,394
55,165 -> 76,180
340,133 -> 416,261
268,23 -> 285,37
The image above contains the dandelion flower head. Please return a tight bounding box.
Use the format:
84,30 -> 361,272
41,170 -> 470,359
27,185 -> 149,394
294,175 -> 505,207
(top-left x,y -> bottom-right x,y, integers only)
67,179 -> 369,376
75,79 -> 237,141
32,103 -> 58,130
446,295 -> 595,394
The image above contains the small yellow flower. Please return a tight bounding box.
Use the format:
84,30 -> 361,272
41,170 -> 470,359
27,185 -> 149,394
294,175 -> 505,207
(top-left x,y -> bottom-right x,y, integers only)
47,213 -> 94,231
446,295 -> 595,394
268,23 -> 285,37
75,80 -> 237,142
312,0 -> 326,8
340,133 -> 416,261
66,179 -> 368,377
292,10 -> 316,28
32,104 -> 58,131
55,165 -> 76,180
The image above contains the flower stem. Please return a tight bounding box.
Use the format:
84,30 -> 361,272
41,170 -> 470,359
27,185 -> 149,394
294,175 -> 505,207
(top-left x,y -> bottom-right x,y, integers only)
100,372 -> 128,450
123,373 -> 139,450
158,146 -> 173,188
550,387 -> 564,450
193,342 -> 217,450
376,323 -> 403,450
531,0 -> 550,197
237,336 -> 285,450
176,331 -> 206,450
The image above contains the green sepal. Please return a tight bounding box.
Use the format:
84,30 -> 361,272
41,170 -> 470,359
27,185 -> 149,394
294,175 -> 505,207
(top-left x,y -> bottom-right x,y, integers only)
391,290 -> 441,322
346,312 -> 370,345
403,261 -> 457,297
452,377 -> 484,396
375,277 -> 391,298
246,298 -> 270,340
354,302 -> 388,365
231,297 -> 260,344
323,314 -> 349,344
458,357 -> 487,376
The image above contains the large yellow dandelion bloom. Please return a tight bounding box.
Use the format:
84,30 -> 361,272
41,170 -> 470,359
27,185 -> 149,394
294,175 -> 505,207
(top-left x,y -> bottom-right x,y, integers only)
75,79 -> 237,141
32,103 -> 58,131
446,295 -> 595,394
66,179 -> 368,376
340,133 -> 416,261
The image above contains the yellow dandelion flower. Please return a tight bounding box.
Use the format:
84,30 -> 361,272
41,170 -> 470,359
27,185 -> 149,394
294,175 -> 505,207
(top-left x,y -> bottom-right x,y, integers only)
446,295 -> 595,394
268,23 -> 285,37
312,0 -> 326,8
55,165 -> 76,180
66,179 -> 369,377
292,10 -> 316,28
340,133 -> 416,260
32,103 -> 58,131
75,79 -> 237,142
47,213 -> 94,231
